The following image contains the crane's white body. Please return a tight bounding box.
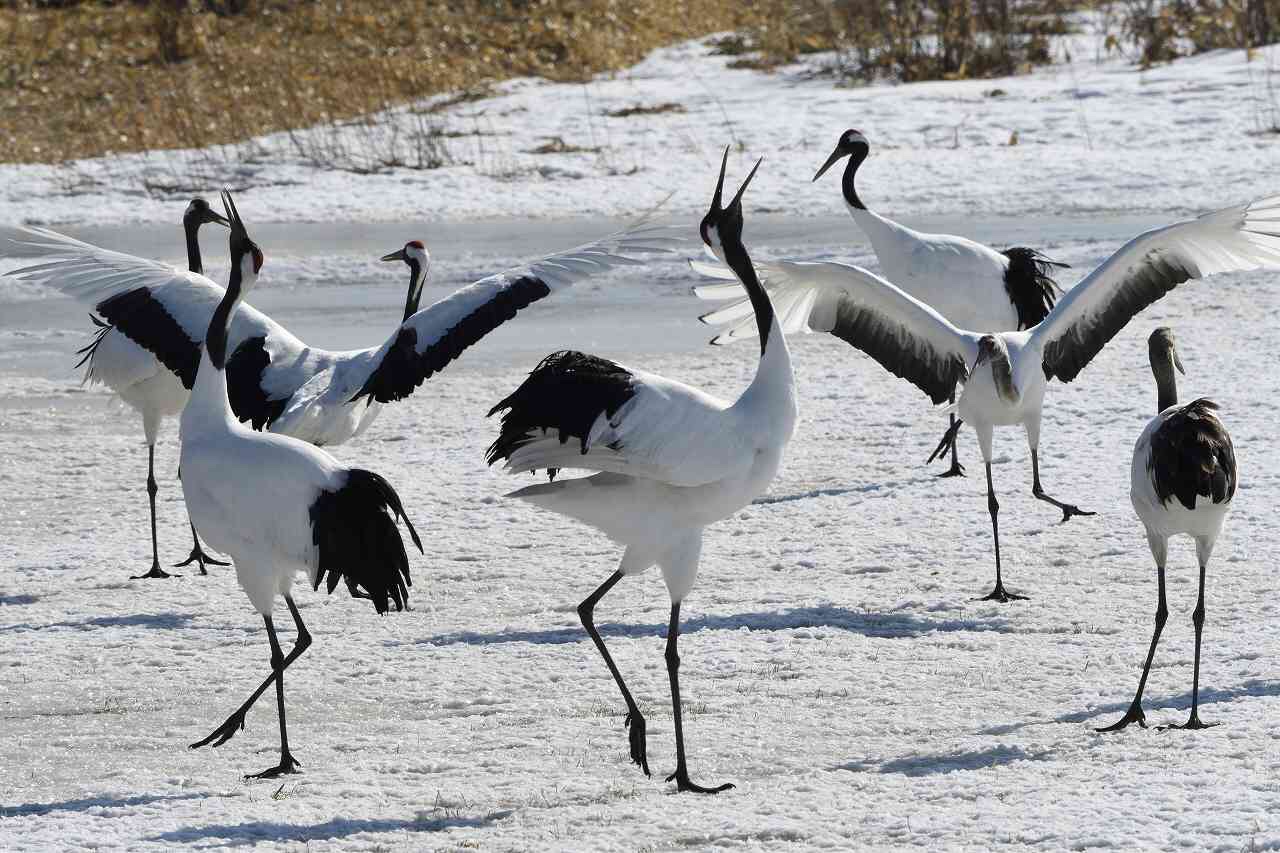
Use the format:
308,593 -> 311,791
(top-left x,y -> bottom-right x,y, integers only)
848,207 -> 1019,332
506,333 -> 796,602
180,346 -> 344,614
92,331 -> 189,443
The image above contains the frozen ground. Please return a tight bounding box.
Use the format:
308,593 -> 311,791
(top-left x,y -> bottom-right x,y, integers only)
2,17 -> 1280,228
4,19 -> 1280,851
2,209 -> 1279,851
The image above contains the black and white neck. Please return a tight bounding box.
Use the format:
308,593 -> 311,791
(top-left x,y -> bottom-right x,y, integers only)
814,130 -> 870,212
1149,328 -> 1184,413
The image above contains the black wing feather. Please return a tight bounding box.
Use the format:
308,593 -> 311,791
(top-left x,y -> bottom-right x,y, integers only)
310,469 -> 423,614
485,350 -> 637,466
827,300 -> 967,405
1001,247 -> 1066,330
95,287 -> 202,389
353,275 -> 552,405
226,336 -> 289,431
1149,398 -> 1237,511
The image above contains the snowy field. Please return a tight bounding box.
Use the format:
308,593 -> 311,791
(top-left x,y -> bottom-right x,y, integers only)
2,17 -> 1280,228
4,23 -> 1280,853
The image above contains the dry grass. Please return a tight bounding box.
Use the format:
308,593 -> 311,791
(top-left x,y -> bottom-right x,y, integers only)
0,0 -> 754,164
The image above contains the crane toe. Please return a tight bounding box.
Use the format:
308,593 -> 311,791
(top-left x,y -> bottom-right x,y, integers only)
1096,703 -> 1147,733
244,754 -> 302,780
665,770 -> 735,795
624,710 -> 650,776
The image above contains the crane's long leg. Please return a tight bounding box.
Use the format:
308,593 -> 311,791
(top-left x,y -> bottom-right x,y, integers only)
1167,561 -> 1215,730
980,462 -> 1027,603
191,595 -> 312,751
1097,563 -> 1167,732
664,603 -> 733,794
244,613 -> 303,779
936,390 -> 965,478
1031,448 -> 1096,523
173,521 -> 230,575
927,416 -> 964,476
132,446 -> 177,580
578,571 -> 649,776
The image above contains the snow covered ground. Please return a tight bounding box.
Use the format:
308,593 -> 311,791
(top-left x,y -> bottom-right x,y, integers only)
2,16 -> 1279,228
4,22 -> 1280,853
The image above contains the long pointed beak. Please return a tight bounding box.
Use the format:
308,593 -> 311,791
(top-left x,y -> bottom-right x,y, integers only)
1173,348 -> 1186,375
813,146 -> 846,182
381,248 -> 408,263
206,210 -> 231,228
710,146 -> 730,213
728,157 -> 763,211
221,189 -> 244,234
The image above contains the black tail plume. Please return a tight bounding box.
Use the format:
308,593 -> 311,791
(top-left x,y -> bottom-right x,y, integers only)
1001,247 -> 1068,330
310,469 -> 422,614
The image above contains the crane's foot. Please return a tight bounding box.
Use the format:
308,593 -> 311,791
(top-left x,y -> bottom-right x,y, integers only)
665,768 -> 734,794
190,709 -> 247,750
1161,713 -> 1217,731
926,421 -> 963,467
174,545 -> 229,575
936,461 -> 966,478
1096,702 -> 1146,732
625,709 -> 650,776
1058,504 -> 1096,524
132,563 -> 178,580
977,582 -> 1028,603
245,753 -> 301,780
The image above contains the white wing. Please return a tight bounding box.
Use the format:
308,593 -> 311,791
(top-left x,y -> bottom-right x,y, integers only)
3,225 -> 310,420
694,257 -> 980,404
1031,195 -> 1280,382
349,222 -> 679,404
486,350 -> 753,487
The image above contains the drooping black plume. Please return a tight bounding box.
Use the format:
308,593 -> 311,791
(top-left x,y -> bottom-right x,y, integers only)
1001,247 -> 1067,330
93,289 -> 202,387
226,336 -> 289,430
309,469 -> 422,614
485,350 -> 637,467
1149,398 -> 1237,511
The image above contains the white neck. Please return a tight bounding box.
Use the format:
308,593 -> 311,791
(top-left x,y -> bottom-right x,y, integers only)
181,348 -> 237,439
736,316 -> 797,436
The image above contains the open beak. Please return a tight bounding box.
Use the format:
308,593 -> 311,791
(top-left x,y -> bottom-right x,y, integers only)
381,248 -> 408,263
812,146 -> 846,182
728,156 -> 763,212
205,209 -> 231,228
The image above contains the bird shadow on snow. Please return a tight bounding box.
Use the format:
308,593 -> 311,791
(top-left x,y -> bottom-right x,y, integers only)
979,679 -> 1280,736
0,593 -> 39,605
148,811 -> 512,846
415,605 -> 1015,648
836,743 -> 1054,777
0,792 -> 206,818
0,612 -> 197,634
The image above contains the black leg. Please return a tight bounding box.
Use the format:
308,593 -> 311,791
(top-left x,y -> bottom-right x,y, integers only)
663,603 -> 733,794
935,394 -> 965,477
927,416 -> 964,474
132,446 -> 176,580
243,614 -> 303,779
979,462 -> 1026,602
1097,564 -> 1167,732
1167,562 -> 1216,731
1031,448 -> 1096,523
173,521 -> 230,574
578,571 -> 649,776
191,595 -> 312,752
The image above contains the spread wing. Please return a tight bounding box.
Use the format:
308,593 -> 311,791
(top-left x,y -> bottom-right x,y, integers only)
694,257 -> 979,404
350,223 -> 679,404
1032,195 -> 1280,382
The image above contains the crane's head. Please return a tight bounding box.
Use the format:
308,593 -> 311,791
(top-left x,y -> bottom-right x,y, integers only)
381,240 -> 432,320
1148,327 -> 1185,376
699,146 -> 762,256
972,334 -> 1004,368
813,128 -> 869,182
184,197 -> 229,230
220,189 -> 264,289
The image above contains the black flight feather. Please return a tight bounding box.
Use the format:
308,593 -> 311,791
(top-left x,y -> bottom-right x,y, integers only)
485,350 -> 637,467
93,288 -> 202,389
1149,398 -> 1237,511
226,336 -> 289,431
352,274 -> 552,405
1001,247 -> 1066,330
309,469 -> 423,614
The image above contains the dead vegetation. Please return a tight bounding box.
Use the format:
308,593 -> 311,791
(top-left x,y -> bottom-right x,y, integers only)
0,0 -> 754,164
